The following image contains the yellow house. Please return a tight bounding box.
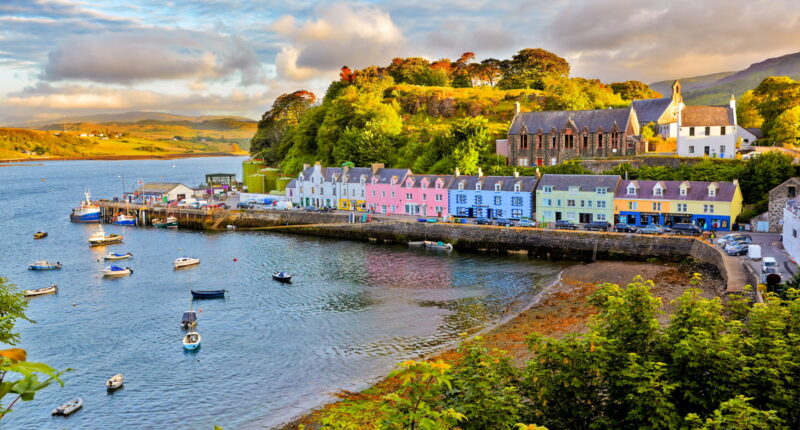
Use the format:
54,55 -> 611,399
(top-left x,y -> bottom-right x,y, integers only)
614,179 -> 743,231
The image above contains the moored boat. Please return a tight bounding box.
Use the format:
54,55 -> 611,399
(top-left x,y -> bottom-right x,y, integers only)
180,310 -> 198,330
33,231 -> 48,239
70,191 -> 100,223
407,241 -> 426,247
23,284 -> 58,297
102,266 -> 133,277
51,398 -> 83,416
272,272 -> 292,283
153,216 -> 178,228
106,374 -> 124,391
425,240 -> 453,251
88,227 -> 124,246
174,257 -> 200,269
191,290 -> 225,299
104,252 -> 133,261
112,214 -> 137,226
182,331 -> 201,350
28,261 -> 62,270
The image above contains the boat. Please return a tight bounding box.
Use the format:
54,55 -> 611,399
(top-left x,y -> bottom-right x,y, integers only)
183,331 -> 201,350
102,266 -> 133,277
88,227 -> 123,246
104,252 -> 133,261
106,374 -> 124,391
153,216 -> 178,228
407,241 -> 426,247
272,272 -> 292,283
28,261 -> 62,270
425,241 -> 453,251
23,284 -> 58,297
174,257 -> 200,269
33,231 -> 48,239
180,310 -> 198,330
51,398 -> 83,416
191,290 -> 225,299
70,191 -> 100,223
112,214 -> 137,226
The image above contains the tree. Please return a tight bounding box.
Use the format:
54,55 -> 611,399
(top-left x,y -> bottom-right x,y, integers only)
498,48 -> 570,90
0,278 -> 30,346
250,90 -> 317,162
752,76 -> 800,140
685,396 -> 784,430
610,81 -> 662,100
475,58 -> 503,86
451,52 -> 476,88
736,90 -> 763,129
738,151 -> 794,203
772,106 -> 800,145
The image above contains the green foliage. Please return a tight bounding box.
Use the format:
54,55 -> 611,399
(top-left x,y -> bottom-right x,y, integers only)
498,48 -> 570,90
685,396 -> 785,430
0,278 -> 30,346
250,90 -> 316,163
738,151 -> 794,203
610,81 -> 662,100
772,105 -> 800,145
543,77 -> 625,110
736,90 -> 764,129
751,76 -> 800,142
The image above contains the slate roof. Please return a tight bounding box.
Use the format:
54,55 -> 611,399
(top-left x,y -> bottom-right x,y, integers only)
342,167 -> 372,183
405,174 -> 456,189
371,168 -> 411,185
286,179 -> 297,189
448,175 -> 539,192
133,182 -> 188,194
536,174 -> 620,192
631,97 -> 672,124
616,179 -> 738,202
680,105 -> 734,127
509,108 -> 633,135
745,127 -> 764,139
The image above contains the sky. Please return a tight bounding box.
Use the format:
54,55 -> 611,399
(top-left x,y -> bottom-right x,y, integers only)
1,0 -> 799,124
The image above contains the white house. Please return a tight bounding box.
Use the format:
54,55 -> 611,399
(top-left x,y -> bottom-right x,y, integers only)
333,166 -> 371,211
737,126 -> 761,146
132,182 -> 194,203
676,97 -> 737,159
782,200 -> 800,263
285,179 -> 299,205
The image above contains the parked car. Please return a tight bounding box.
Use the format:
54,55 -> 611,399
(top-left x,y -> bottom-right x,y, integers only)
474,218 -> 493,225
614,223 -> 638,233
584,221 -> 611,231
638,225 -> 665,235
717,233 -> 750,244
494,218 -> 513,227
517,218 -> 536,228
726,242 -> 749,256
303,206 -> 318,212
236,202 -> 251,209
554,219 -> 578,230
671,223 -> 703,236
724,238 -> 753,253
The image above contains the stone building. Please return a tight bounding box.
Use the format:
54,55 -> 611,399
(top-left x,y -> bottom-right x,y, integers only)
768,177 -> 800,232
631,80 -> 683,138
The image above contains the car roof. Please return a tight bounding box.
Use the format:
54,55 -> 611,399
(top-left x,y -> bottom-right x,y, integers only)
763,257 -> 776,262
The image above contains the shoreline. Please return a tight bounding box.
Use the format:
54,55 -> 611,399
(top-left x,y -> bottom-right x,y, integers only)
0,152 -> 247,164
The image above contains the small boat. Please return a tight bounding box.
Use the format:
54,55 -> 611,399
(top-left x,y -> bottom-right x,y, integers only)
407,241 -> 426,247
28,261 -> 62,270
106,374 -> 124,391
33,231 -> 48,239
153,216 -> 178,228
272,272 -> 292,283
182,331 -> 201,350
174,257 -> 200,269
425,241 -> 453,251
70,191 -> 100,223
104,252 -> 133,261
112,214 -> 137,226
88,227 -> 124,246
102,266 -> 133,277
191,290 -> 225,299
23,284 -> 58,297
180,310 -> 198,329
51,398 -> 83,416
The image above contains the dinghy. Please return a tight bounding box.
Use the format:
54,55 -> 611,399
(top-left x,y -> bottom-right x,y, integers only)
425,241 -> 453,251
180,310 -> 198,330
272,272 -> 292,283
23,284 -> 58,297
104,252 -> 133,260
28,261 -> 62,270
106,374 -> 124,391
174,257 -> 200,269
191,290 -> 225,299
33,231 -> 47,239
182,331 -> 201,350
102,266 -> 133,277
51,398 -> 83,416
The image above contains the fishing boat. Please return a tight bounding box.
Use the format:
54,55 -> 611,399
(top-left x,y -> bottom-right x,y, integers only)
191,290 -> 225,299
102,266 -> 133,277
180,310 -> 198,330
88,227 -> 123,246
106,374 -> 124,391
51,398 -> 83,416
112,214 -> 137,226
425,241 -> 453,251
104,252 -> 133,261
28,261 -> 62,270
33,231 -> 48,239
70,191 -> 100,223
174,257 -> 200,269
272,272 -> 292,283
153,216 -> 178,228
23,284 -> 58,297
182,331 -> 201,350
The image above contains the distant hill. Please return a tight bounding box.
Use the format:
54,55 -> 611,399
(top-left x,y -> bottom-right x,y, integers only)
17,111 -> 255,127
649,51 -> 800,105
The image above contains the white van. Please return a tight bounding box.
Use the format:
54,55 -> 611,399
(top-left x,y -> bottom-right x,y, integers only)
762,257 -> 778,273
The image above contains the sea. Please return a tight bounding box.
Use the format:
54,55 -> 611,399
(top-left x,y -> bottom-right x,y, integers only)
0,156 -> 570,429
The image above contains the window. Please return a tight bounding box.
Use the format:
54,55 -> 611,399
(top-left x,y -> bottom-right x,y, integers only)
405,193 -> 412,200
679,187 -> 687,196
794,229 -> 797,238
596,214 -> 606,221
457,207 -> 468,216
721,126 -> 726,135
567,199 -> 575,207
597,201 -> 606,209
458,182 -> 464,191
628,201 -> 637,210
689,146 -> 695,153
494,196 -> 502,205
704,204 -> 715,214
514,183 -> 521,192
654,187 -> 663,196
789,186 -> 796,198
708,188 -> 716,197
422,193 -> 427,201
705,126 -> 711,136
512,197 -> 523,206
677,203 -> 687,212
382,191 -> 386,197
495,209 -> 505,217
476,183 -> 482,191
435,194 -> 443,201
494,183 -> 501,192
511,209 -> 523,218
587,200 -> 593,208
536,134 -> 543,149
475,195 -> 483,205
456,194 -> 466,204
543,186 -> 553,193
543,198 -> 553,206
544,211 -> 553,219
520,134 -> 528,149
565,133 -> 574,149
597,133 -> 603,148
611,132 -> 619,149
435,206 -> 444,214
596,187 -> 607,195
652,202 -> 662,211
583,134 -> 589,148
518,158 -> 529,167
435,182 -> 442,190
579,200 -> 585,208
391,192 -> 395,198
627,186 -> 636,195
689,127 -> 695,136
551,135 -> 557,148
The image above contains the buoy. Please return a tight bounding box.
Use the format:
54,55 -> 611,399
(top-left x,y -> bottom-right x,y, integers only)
233,258 -> 237,262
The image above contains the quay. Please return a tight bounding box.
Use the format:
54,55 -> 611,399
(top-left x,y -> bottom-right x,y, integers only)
94,200 -> 754,293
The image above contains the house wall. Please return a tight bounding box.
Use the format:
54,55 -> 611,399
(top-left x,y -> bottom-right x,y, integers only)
782,207 -> 800,264
677,126 -> 736,158
336,181 -> 367,211
366,182 -> 404,215
535,189 -> 614,224
167,185 -> 194,201
448,188 -> 533,220
400,183 -> 448,217
509,130 -> 640,167
768,178 -> 800,232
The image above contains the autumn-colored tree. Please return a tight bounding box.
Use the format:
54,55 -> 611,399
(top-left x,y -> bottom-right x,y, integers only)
736,90 -> 763,129
474,58 -> 503,86
610,81 -> 662,100
339,66 -> 355,84
752,76 -> 800,140
451,52 -> 476,88
772,106 -> 800,146
498,48 -> 570,90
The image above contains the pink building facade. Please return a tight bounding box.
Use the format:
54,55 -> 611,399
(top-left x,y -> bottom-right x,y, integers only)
365,166 -> 411,215
399,175 -> 453,217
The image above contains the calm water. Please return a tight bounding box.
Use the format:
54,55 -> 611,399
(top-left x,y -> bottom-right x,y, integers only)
0,157 -> 570,429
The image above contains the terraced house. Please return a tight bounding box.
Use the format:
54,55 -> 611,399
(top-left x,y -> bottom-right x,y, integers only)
448,169 -> 537,220
332,166 -> 371,211
535,174 -> 620,225
614,179 -> 743,231
365,164 -> 412,215
400,174 -> 453,217
294,163 -> 339,208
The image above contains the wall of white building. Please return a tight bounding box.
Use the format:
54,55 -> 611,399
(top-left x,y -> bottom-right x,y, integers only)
782,205 -> 800,264
677,125 -> 737,158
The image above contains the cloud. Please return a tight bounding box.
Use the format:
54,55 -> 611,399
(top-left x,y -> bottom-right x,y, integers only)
271,2 -> 405,80
43,28 -> 264,85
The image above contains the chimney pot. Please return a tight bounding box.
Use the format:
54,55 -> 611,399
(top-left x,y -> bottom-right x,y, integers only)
477,167 -> 483,177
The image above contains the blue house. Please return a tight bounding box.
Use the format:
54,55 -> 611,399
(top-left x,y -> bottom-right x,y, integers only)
448,170 -> 538,220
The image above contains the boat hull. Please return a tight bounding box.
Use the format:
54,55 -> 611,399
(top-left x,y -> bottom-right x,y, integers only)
89,237 -> 124,246
104,253 -> 132,261
28,265 -> 61,270
52,398 -> 83,416
102,270 -> 131,277
191,290 -> 225,299
70,211 -> 100,223
24,286 -> 58,297
112,220 -> 136,226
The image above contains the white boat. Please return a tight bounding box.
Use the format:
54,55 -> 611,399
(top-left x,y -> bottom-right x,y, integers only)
23,284 -> 58,297
424,240 -> 453,251
408,241 -> 426,247
182,331 -> 201,350
51,398 -> 83,416
104,252 -> 133,261
106,373 -> 124,391
88,226 -> 124,246
28,260 -> 62,270
102,266 -> 133,277
174,257 -> 200,269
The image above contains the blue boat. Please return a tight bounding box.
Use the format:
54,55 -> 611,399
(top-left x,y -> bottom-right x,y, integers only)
272,272 -> 292,283
70,191 -> 100,223
191,290 -> 226,299
28,261 -> 62,270
112,214 -> 136,226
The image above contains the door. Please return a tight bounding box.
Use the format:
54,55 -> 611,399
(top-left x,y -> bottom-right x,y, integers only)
579,213 -> 593,223
467,208 -> 474,218
486,209 -> 494,219
536,158 -> 543,166
704,146 -> 710,156
555,212 -> 562,221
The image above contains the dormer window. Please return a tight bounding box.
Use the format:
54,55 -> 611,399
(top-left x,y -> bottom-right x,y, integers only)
543,186 -> 553,193
494,183 -> 501,192
679,187 -> 687,196
627,186 -> 637,195
435,181 -> 442,189
514,183 -> 521,192
654,186 -> 663,196
458,182 -> 464,191
476,183 -> 482,191
596,187 -> 607,195
708,188 -> 716,197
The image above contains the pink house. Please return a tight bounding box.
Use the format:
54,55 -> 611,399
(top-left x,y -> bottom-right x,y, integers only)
400,175 -> 453,217
365,164 -> 411,215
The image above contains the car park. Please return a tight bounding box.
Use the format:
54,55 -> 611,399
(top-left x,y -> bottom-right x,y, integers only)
474,218 -> 493,225
494,218 -> 513,227
724,237 -> 753,252
638,225 -> 665,235
584,221 -> 611,231
671,223 -> 703,236
614,223 -> 638,233
554,220 -> 578,230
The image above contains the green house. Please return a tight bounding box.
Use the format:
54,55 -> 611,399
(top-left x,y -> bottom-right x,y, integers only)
535,174 -> 621,225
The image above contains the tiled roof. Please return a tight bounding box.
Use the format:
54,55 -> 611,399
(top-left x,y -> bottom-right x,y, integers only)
680,105 -> 734,127
405,174 -> 455,189
616,179 -> 738,202
134,182 -> 187,193
537,174 -> 620,192
371,168 -> 411,184
448,175 -> 539,192
631,97 -> 672,124
509,108 -> 632,135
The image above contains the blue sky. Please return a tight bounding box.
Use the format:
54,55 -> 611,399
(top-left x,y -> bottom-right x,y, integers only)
1,0 -> 798,124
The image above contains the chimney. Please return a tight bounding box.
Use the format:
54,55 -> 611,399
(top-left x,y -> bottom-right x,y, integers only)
343,165 -> 350,175
303,163 -> 310,170
477,167 -> 483,177
535,167 -> 541,179
514,102 -> 520,115
371,163 -> 384,175
313,161 -> 322,175
729,95 -> 737,126
513,170 -> 519,178
733,179 -> 739,187
454,167 -> 460,177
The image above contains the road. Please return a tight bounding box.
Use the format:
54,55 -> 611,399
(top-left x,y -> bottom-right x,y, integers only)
721,232 -> 797,284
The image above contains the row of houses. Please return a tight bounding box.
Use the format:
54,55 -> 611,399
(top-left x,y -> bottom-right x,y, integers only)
285,162 -> 744,231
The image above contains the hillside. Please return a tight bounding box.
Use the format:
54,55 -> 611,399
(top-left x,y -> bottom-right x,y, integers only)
15,111 -> 255,127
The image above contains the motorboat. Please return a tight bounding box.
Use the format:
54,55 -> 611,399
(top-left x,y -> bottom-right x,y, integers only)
23,284 -> 58,297
425,241 -> 453,251
153,216 -> 178,228
180,310 -> 198,330
51,398 -> 83,416
102,266 -> 133,277
174,257 -> 200,269
106,374 -> 124,391
104,252 -> 133,261
33,231 -> 48,239
191,290 -> 225,299
182,331 -> 201,350
112,214 -> 137,226
28,261 -> 62,270
272,272 -> 292,283
70,191 -> 100,223
88,227 -> 124,246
